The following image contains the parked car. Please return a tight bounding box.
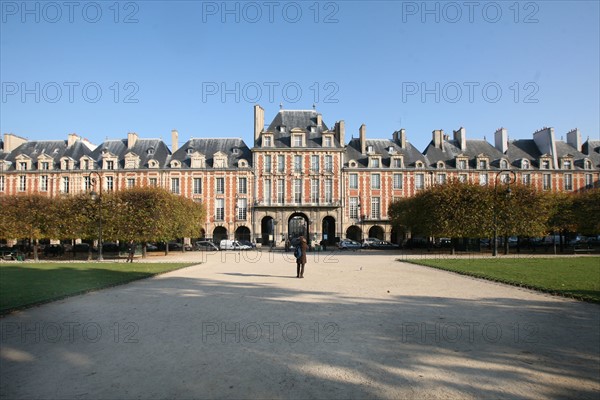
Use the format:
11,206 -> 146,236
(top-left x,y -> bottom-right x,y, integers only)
102,242 -> 121,253
146,243 -> 159,251
43,244 -> 64,256
371,240 -> 400,250
72,243 -> 91,253
219,239 -> 252,250
194,241 -> 219,251
338,239 -> 361,250
238,240 -> 256,249
361,238 -> 381,248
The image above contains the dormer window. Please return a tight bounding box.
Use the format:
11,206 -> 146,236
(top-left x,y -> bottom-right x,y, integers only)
562,159 -> 572,170
437,161 -> 445,169
370,157 -> 380,168
541,160 -> 550,169
478,159 -> 487,169
232,147 -> 239,155
391,157 -> 403,168
40,162 -> 49,170
388,146 -> 395,154
292,134 -> 304,147
310,126 -> 316,133
147,148 -> 155,155
187,148 -> 194,155
522,159 -> 530,169
349,160 -> 358,168
367,145 -> 374,153
457,158 -> 468,169
279,126 -> 286,133
213,152 -> 228,168
19,162 -> 27,171
238,159 -> 248,168
323,135 -> 333,147
500,159 -> 508,169
148,160 -> 159,169
170,160 -> 181,169
585,159 -> 592,170
415,161 -> 424,169
263,135 -> 272,147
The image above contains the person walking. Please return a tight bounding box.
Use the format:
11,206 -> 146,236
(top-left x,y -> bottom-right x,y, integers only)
127,240 -> 135,263
295,236 -> 308,278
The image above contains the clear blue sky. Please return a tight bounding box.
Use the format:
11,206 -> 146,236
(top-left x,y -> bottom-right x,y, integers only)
1,0 -> 599,151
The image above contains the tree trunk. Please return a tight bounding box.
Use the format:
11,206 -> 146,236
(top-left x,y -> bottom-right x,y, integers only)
142,242 -> 147,259
504,235 -> 509,255
33,238 -> 39,261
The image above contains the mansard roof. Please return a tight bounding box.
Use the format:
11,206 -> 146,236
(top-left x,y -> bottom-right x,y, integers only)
345,138 -> 427,168
261,109 -> 341,148
171,138 -> 251,168
91,138 -> 170,168
3,140 -> 94,170
423,139 -> 504,168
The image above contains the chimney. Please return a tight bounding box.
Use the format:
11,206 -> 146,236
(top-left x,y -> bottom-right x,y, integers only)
494,128 -> 508,154
335,120 -> 345,146
453,127 -> 466,150
317,113 -> 322,128
171,129 -> 179,152
393,129 -> 406,149
566,128 -> 581,152
432,129 -> 444,150
67,133 -> 79,147
533,127 -> 558,168
359,124 -> 367,154
254,104 -> 264,145
127,132 -> 138,149
3,133 -> 27,153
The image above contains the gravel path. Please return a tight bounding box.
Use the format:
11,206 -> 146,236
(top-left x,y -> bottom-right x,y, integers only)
1,252 -> 599,399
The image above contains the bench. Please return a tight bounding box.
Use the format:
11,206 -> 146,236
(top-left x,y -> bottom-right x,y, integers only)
573,246 -> 594,254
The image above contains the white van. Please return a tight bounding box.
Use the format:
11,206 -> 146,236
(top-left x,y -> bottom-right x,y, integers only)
219,240 -> 251,251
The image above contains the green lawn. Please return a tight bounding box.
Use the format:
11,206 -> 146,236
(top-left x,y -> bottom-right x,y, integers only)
405,257 -> 600,302
0,262 -> 196,314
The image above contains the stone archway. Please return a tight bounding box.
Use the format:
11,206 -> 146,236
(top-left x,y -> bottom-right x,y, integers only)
261,216 -> 274,245
346,225 -> 362,241
288,212 -> 309,241
235,226 -> 251,242
322,216 -> 336,245
368,225 -> 384,240
212,226 -> 228,244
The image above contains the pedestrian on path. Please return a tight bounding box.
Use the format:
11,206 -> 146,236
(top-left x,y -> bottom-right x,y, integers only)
295,236 -> 307,278
127,240 -> 135,263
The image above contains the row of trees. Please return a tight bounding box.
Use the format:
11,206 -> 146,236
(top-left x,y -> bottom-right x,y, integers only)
388,181 -> 599,252
0,187 -> 206,260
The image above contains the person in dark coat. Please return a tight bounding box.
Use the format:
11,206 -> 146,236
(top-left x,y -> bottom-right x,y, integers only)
127,240 -> 135,263
296,236 -> 308,278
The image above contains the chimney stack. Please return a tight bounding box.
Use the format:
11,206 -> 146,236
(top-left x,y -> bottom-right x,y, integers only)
3,133 -> 27,153
317,113 -> 322,128
533,127 -> 558,168
393,129 -> 407,149
453,127 -> 466,150
67,133 -> 79,147
127,132 -> 138,149
359,124 -> 367,154
494,128 -> 508,154
335,120 -> 345,146
432,129 -> 444,150
171,129 -> 179,152
566,128 -> 581,152
254,104 -> 264,145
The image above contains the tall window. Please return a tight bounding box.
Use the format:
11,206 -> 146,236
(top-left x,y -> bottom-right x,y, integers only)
277,179 -> 285,203
0,176 -> 4,192
541,160 -> 550,169
458,159 -> 467,169
324,136 -> 332,147
40,175 -> 48,191
19,175 -> 27,191
437,174 -> 447,185
349,197 -> 358,219
293,135 -> 302,147
237,198 -> 247,220
543,174 -> 552,190
294,179 -> 302,203
564,174 -> 573,191
478,160 -> 487,169
349,173 -> 358,189
216,177 -> 224,194
371,197 -> 380,219
215,199 -> 224,221
310,178 -> 319,203
325,155 -> 333,172
238,177 -> 247,194
149,178 -> 158,187
263,136 -> 272,147
82,160 -> 89,170
127,178 -> 135,188
479,173 -> 488,186
277,155 -> 285,173
393,173 -> 403,189
563,160 -> 572,170
294,155 -> 302,172
264,155 -> 272,173
585,174 -> 593,189
61,177 -> 69,193
40,162 -> 49,170
264,179 -> 271,205
106,176 -> 114,191
392,158 -> 402,168
415,174 -> 424,190
194,178 -> 202,194
106,160 -> 114,170
370,158 -> 380,168
311,155 -> 319,172
325,179 -> 332,202
522,174 -> 531,186
19,162 -> 27,171
171,178 -> 180,194
371,173 -> 380,189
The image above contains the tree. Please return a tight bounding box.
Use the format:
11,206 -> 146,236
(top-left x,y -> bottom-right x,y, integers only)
572,188 -> 600,235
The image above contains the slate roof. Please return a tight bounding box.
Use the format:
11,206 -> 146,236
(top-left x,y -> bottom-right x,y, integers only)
582,140 -> 600,168
171,138 -> 252,168
506,139 -> 541,167
423,139 -> 505,168
345,138 -> 427,168
91,138 -> 171,169
3,140 -> 95,170
261,110 -> 342,148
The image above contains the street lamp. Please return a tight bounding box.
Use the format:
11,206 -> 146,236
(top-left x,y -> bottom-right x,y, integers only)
493,169 -> 517,257
89,171 -> 103,261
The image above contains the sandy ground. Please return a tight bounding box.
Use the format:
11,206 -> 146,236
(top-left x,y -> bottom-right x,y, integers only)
1,251 -> 599,399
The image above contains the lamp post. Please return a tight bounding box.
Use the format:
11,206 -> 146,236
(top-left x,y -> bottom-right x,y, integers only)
493,169 -> 517,257
88,171 -> 103,261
